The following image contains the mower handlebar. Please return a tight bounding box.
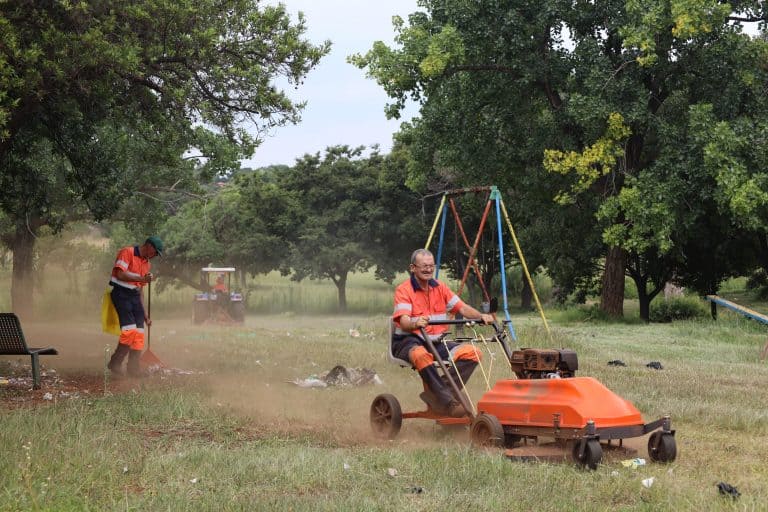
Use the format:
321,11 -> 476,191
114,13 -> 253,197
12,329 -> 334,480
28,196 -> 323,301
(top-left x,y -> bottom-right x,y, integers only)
427,318 -> 486,326
427,318 -> 503,334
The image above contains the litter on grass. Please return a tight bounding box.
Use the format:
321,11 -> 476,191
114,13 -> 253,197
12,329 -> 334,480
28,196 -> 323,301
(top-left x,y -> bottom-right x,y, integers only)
717,482 -> 740,499
621,458 -> 647,469
291,365 -> 382,388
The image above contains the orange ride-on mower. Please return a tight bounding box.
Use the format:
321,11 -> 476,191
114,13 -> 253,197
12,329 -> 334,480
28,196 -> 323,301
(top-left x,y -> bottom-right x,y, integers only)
370,319 -> 677,470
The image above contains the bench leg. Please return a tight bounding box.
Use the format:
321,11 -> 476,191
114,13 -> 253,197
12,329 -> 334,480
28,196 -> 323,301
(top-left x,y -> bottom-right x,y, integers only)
30,353 -> 41,390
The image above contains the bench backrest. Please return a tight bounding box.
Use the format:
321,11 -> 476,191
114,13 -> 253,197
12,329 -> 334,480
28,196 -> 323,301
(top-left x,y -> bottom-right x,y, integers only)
0,313 -> 29,354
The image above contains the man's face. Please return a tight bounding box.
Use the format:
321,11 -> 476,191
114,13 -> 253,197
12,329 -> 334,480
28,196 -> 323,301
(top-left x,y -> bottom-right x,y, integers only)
146,244 -> 159,259
410,254 -> 436,281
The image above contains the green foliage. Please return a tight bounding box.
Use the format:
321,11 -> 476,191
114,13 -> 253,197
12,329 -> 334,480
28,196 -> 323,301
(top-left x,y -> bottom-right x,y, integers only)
0,0 -> 330,311
544,113 -> 632,205
746,270 -> 768,300
649,296 -> 708,322
352,0 -> 768,321
159,145 -> 423,310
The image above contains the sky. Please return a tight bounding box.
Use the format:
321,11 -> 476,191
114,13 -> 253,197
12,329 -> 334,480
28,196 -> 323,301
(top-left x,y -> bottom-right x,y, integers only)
241,0 -> 420,169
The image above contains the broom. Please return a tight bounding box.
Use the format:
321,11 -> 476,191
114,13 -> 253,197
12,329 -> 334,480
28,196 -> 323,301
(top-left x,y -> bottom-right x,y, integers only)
141,280 -> 167,368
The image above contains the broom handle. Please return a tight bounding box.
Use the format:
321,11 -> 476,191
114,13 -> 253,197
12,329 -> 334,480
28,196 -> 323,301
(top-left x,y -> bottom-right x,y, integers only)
146,280 -> 151,349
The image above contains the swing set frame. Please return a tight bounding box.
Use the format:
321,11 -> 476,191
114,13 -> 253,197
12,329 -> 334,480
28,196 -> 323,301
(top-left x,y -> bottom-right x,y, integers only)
422,185 -> 550,341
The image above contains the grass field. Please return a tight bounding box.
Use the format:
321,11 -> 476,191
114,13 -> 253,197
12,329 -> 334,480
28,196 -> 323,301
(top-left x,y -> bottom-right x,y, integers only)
1,272 -> 767,510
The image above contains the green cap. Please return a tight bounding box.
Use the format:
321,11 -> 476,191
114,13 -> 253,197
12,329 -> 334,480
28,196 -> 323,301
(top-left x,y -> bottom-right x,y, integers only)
145,236 -> 164,256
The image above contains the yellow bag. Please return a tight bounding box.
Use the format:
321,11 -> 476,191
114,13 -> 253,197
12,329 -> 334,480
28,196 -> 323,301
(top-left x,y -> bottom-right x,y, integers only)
101,288 -> 121,336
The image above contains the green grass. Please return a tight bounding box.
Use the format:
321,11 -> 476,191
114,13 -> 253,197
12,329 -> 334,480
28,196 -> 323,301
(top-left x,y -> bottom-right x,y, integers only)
2,305 -> 768,510
2,270 -> 768,509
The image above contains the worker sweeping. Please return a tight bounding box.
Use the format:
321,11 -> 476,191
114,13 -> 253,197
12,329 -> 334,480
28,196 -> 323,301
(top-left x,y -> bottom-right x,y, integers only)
106,236 -> 163,378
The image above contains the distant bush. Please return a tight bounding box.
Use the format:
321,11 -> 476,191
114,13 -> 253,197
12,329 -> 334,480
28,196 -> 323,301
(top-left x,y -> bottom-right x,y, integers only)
650,296 -> 708,322
745,270 -> 768,300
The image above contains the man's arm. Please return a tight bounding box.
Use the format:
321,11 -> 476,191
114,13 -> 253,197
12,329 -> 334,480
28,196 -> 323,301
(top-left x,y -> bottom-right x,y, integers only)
457,303 -> 494,325
114,269 -> 152,283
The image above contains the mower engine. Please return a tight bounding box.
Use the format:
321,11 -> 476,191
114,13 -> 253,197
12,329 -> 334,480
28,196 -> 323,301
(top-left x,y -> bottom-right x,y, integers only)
509,348 -> 578,379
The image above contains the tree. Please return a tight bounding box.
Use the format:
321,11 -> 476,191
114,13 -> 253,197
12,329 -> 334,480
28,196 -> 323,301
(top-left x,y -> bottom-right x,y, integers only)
278,146 -> 410,311
0,0 -> 330,314
351,0 -> 768,319
159,145 -> 424,312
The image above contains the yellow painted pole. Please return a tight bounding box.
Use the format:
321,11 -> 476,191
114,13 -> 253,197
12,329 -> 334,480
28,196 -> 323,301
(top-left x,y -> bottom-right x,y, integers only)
424,194 -> 446,250
499,198 -> 553,340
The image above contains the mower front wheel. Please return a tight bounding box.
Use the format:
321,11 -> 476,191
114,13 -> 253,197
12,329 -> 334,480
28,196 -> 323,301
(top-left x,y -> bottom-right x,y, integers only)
370,394 -> 402,440
648,432 -> 677,463
572,439 -> 602,470
470,413 -> 505,448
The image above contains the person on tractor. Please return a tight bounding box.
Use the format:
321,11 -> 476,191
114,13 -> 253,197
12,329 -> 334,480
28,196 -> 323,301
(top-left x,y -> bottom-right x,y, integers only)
212,273 -> 228,293
392,248 -> 494,417
107,236 -> 163,378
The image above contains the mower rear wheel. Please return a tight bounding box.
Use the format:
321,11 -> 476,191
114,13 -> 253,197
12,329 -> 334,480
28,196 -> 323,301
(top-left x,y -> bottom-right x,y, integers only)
572,439 -> 602,470
470,413 -> 505,448
370,394 -> 402,440
648,432 -> 677,463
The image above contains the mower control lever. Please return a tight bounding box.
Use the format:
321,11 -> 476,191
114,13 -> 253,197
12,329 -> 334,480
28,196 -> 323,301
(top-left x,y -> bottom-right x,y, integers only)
426,318 -> 504,336
427,318 -> 490,326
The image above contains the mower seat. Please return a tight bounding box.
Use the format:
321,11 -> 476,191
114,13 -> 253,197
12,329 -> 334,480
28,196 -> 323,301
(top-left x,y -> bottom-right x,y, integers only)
388,321 -> 412,367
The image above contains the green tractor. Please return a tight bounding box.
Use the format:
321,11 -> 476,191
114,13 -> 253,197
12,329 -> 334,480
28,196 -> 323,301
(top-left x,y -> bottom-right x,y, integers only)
192,267 -> 246,324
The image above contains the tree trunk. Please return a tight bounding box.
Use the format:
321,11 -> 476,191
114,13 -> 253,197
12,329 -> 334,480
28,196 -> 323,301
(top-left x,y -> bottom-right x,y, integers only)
11,224 -> 36,318
636,281 -> 650,322
600,246 -> 626,317
520,274 -> 532,310
335,272 -> 348,312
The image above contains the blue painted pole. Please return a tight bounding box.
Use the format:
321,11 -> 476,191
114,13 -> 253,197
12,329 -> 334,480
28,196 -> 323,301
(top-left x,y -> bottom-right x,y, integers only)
492,187 -> 515,340
435,202 -> 447,279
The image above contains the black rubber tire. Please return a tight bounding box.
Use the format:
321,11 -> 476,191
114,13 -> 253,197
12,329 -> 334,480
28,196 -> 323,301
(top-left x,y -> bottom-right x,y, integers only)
192,301 -> 208,324
572,439 -> 602,470
470,413 -> 505,448
648,432 -> 677,463
230,302 -> 245,322
370,394 -> 402,440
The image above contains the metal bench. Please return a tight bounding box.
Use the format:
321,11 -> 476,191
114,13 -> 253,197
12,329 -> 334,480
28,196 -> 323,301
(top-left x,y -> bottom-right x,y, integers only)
0,313 -> 58,389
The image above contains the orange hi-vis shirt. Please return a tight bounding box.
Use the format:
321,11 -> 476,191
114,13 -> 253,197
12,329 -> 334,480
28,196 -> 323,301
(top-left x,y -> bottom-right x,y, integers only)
392,275 -> 464,338
110,246 -> 151,290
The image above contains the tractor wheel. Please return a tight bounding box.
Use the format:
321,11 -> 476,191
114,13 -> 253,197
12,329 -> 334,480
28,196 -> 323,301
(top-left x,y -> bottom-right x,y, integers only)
572,439 -> 602,470
231,302 -> 245,322
370,394 -> 402,440
470,413 -> 505,448
648,432 -> 677,463
192,302 -> 208,325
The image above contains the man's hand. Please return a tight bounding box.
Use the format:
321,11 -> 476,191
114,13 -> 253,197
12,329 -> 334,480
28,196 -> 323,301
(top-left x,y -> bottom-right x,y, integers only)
480,313 -> 495,325
411,316 -> 427,329
143,272 -> 154,283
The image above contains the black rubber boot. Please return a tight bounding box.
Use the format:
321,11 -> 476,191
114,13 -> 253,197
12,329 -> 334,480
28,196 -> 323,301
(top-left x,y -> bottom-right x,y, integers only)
418,366 -> 465,417
107,343 -> 130,377
447,360 -> 478,388
127,350 -> 148,378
